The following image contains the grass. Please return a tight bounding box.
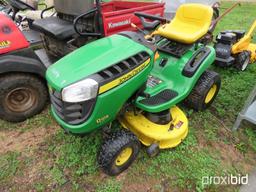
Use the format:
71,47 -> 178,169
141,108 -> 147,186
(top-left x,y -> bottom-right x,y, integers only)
0,152 -> 20,185
0,1 -> 256,192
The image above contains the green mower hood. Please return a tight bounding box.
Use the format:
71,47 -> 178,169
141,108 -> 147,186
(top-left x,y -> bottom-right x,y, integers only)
46,34 -> 153,91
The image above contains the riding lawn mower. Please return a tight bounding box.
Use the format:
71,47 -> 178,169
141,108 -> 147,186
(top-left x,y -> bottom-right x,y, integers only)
46,4 -> 222,176
0,0 -> 164,122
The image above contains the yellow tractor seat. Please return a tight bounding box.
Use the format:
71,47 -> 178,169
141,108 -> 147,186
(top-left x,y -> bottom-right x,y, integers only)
154,4 -> 213,44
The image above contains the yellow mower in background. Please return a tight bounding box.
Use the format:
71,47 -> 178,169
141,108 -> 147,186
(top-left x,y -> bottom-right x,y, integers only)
232,20 -> 256,64
215,20 -> 256,71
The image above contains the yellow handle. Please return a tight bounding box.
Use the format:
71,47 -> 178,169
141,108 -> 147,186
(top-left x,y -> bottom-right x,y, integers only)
247,20 -> 256,37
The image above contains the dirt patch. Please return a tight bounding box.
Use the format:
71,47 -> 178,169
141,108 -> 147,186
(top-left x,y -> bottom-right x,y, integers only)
208,141 -> 256,174
0,126 -> 57,154
196,124 -> 256,173
121,177 -> 173,192
0,126 -> 58,191
211,141 -> 243,163
122,179 -> 158,192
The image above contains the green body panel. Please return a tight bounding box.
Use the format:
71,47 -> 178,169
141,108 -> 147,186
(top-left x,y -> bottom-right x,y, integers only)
46,35 -> 152,91
135,44 -> 216,112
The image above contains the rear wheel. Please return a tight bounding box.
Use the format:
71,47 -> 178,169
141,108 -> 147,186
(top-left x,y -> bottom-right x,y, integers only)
234,51 -> 251,71
0,73 -> 48,122
185,70 -> 221,111
98,130 -> 141,176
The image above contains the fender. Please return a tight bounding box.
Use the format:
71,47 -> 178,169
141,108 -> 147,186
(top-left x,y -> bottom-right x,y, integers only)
0,48 -> 46,77
182,47 -> 211,77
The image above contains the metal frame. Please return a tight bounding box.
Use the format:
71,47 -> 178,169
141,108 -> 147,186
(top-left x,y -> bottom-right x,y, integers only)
233,85 -> 256,131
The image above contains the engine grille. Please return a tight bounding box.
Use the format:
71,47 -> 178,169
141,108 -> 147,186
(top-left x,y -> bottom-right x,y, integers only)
50,89 -> 95,125
96,51 -> 150,84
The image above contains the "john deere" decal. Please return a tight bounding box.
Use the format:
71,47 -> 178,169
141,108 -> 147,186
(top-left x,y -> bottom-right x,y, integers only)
0,40 -> 11,49
99,58 -> 151,94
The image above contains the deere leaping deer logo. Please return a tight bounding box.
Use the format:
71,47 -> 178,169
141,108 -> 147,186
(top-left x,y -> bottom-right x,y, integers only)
0,40 -> 11,49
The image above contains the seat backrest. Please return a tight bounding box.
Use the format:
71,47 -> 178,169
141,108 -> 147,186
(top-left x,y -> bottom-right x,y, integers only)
54,0 -> 94,16
175,3 -> 213,28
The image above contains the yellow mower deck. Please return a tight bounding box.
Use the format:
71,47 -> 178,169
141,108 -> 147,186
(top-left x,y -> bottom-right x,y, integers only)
120,106 -> 188,149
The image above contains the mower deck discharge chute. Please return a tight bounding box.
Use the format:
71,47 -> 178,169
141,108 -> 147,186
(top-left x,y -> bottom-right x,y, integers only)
46,3 -> 221,176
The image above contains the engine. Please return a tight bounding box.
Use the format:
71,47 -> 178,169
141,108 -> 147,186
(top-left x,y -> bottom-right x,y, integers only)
214,30 -> 245,67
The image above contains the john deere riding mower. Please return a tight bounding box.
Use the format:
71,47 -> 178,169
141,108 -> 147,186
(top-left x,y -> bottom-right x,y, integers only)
214,20 -> 256,71
46,4 -> 221,175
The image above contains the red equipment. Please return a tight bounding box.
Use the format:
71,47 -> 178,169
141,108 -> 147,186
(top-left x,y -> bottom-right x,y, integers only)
0,14 -> 29,54
101,1 -> 164,36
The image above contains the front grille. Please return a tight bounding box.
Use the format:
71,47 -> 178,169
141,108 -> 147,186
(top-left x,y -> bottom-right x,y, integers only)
50,90 -> 95,125
96,51 -> 150,84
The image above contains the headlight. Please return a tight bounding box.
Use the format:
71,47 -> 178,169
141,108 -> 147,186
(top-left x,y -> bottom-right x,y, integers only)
62,78 -> 98,103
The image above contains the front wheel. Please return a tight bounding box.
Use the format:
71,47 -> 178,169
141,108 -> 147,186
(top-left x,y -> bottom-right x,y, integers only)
98,130 -> 141,176
185,70 -> 221,111
0,73 -> 48,122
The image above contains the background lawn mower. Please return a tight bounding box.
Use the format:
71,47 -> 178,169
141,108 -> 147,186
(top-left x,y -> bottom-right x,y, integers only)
46,4 -> 221,176
214,20 -> 256,71
0,0 -> 164,122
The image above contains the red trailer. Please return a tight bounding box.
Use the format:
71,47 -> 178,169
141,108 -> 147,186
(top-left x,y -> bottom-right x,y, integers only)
73,0 -> 165,37
101,1 -> 165,36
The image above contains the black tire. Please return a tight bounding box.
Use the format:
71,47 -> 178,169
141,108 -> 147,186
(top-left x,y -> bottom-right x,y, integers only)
185,70 -> 221,111
0,73 -> 48,122
98,130 -> 141,176
234,51 -> 251,71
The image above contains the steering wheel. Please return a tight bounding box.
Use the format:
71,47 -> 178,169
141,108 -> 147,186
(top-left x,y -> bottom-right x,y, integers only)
134,12 -> 168,31
6,0 -> 35,11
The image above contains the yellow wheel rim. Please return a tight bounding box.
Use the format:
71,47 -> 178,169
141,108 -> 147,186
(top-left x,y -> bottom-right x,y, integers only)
205,84 -> 217,104
115,147 -> 133,166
